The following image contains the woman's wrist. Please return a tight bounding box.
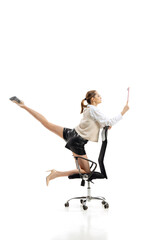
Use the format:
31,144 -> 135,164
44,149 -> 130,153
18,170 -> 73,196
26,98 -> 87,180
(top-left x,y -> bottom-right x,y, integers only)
121,105 -> 129,116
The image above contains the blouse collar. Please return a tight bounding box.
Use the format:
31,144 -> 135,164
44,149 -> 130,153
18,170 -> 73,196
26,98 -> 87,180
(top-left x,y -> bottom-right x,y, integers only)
87,104 -> 97,108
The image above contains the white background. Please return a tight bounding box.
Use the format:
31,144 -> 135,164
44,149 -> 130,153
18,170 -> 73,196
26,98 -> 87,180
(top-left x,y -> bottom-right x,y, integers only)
0,1 -> 160,240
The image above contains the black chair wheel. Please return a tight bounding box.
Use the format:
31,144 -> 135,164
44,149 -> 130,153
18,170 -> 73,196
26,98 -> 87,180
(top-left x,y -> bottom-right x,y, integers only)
80,199 -> 84,204
104,203 -> 109,209
102,200 -> 106,205
65,202 -> 69,207
83,205 -> 88,210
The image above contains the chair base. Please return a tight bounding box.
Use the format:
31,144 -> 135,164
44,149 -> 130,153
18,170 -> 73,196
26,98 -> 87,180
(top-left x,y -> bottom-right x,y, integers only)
64,181 -> 109,210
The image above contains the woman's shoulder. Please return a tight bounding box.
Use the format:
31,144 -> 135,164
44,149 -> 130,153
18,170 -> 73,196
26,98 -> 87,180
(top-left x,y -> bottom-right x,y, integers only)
86,105 -> 101,119
87,104 -> 99,112
83,105 -> 96,115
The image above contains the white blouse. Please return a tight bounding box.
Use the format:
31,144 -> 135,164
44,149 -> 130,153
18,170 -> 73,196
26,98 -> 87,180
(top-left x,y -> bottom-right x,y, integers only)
88,104 -> 122,128
75,104 -> 123,142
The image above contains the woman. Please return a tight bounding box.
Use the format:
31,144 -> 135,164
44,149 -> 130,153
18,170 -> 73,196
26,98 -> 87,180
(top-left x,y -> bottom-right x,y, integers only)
10,90 -> 129,186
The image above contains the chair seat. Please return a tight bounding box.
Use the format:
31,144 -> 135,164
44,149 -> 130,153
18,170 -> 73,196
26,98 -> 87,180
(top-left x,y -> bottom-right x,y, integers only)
68,171 -> 106,181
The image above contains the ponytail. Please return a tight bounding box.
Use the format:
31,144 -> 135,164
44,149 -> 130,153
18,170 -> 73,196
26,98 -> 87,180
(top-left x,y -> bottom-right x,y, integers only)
80,98 -> 87,114
80,90 -> 96,114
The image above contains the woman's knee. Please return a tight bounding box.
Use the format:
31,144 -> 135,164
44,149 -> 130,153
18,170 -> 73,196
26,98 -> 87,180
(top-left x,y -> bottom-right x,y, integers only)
73,153 -> 90,173
79,168 -> 87,174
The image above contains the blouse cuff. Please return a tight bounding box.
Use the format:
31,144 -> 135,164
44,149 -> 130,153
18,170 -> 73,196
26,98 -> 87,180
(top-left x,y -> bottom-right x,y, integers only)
117,113 -> 123,121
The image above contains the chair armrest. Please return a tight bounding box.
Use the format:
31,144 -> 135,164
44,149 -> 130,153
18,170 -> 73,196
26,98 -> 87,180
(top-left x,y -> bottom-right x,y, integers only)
74,156 -> 97,181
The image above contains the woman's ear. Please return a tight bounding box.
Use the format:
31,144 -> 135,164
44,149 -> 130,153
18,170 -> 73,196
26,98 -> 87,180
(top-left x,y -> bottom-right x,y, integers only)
90,97 -> 94,104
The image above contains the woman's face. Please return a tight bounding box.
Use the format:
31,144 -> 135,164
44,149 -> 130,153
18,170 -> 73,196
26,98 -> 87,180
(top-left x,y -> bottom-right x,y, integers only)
91,92 -> 102,105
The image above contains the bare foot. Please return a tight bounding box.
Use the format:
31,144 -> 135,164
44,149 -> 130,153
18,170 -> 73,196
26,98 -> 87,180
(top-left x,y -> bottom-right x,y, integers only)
46,169 -> 58,186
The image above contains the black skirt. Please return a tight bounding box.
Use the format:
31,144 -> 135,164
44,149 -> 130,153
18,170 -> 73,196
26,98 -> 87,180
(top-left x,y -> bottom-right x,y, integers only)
63,128 -> 88,155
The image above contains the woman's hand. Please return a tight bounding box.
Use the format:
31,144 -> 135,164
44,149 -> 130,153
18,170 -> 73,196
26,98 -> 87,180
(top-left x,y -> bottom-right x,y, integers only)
121,102 -> 129,116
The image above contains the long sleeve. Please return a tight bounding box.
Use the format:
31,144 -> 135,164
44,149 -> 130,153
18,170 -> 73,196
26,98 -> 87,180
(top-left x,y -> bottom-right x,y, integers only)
89,105 -> 123,128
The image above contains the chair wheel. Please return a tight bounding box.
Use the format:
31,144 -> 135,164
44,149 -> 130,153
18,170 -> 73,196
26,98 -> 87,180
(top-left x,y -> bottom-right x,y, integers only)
80,199 -> 84,204
104,203 -> 109,209
102,200 -> 106,205
83,205 -> 88,210
65,202 -> 69,207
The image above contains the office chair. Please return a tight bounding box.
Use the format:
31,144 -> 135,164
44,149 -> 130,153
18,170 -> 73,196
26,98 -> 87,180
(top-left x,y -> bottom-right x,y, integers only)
64,126 -> 109,210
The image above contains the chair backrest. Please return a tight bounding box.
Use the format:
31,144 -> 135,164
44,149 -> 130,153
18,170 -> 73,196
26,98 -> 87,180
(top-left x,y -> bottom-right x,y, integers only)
98,126 -> 109,179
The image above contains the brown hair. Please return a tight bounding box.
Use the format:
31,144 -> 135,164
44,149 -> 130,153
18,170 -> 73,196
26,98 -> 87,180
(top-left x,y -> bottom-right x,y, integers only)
80,90 -> 96,114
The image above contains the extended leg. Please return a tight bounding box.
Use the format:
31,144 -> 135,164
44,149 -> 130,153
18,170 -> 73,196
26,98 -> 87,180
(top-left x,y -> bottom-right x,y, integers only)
11,99 -> 64,139
22,105 -> 64,139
